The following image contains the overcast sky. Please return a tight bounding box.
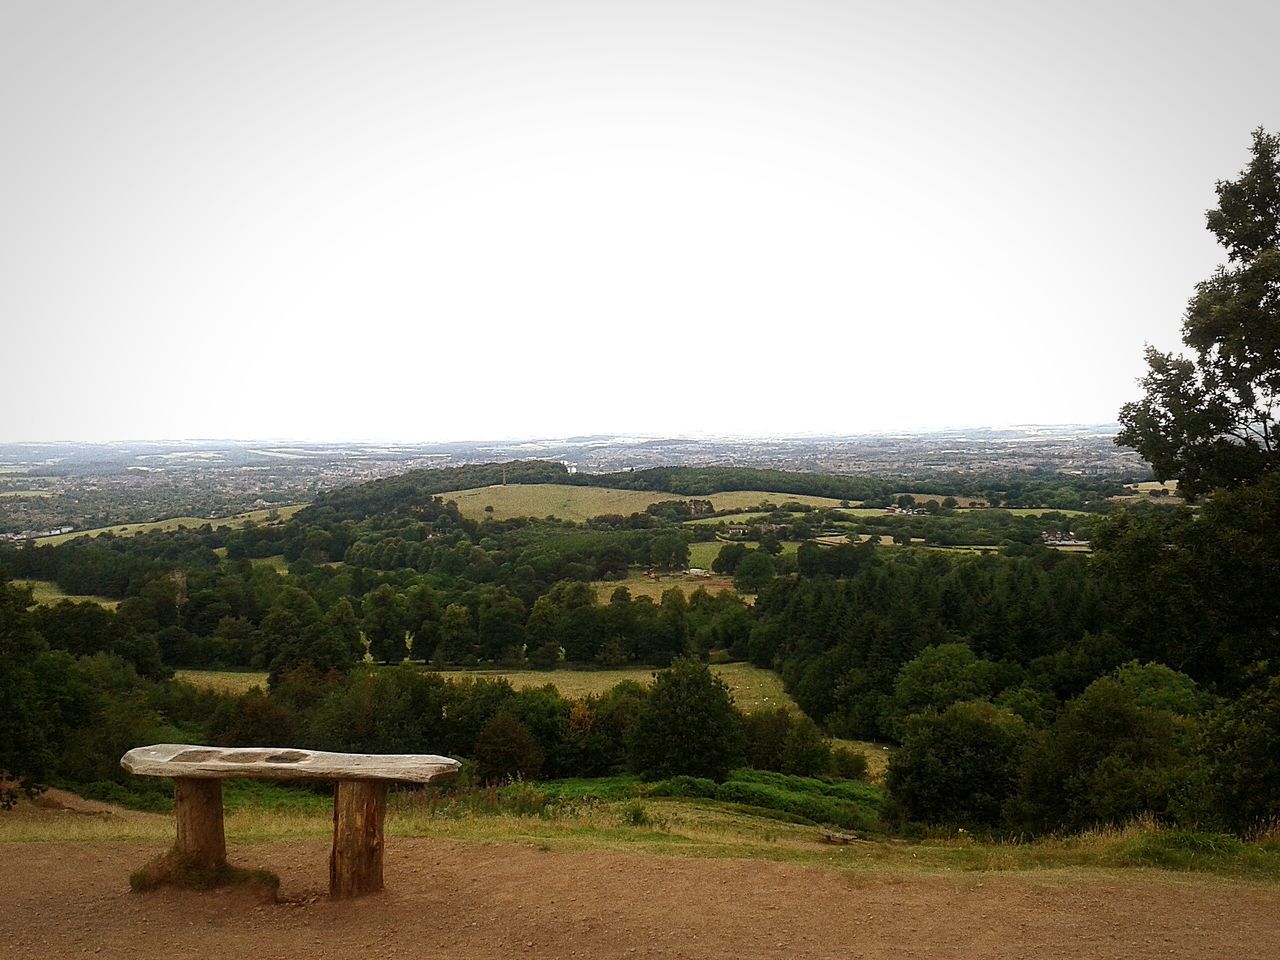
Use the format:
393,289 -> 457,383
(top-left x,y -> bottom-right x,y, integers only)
2,1 -> 1277,442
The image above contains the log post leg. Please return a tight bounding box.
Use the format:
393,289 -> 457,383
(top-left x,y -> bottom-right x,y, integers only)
174,778 -> 226,869
330,780 -> 388,899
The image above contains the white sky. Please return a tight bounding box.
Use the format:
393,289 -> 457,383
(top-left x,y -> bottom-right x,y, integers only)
2,0 -> 1277,442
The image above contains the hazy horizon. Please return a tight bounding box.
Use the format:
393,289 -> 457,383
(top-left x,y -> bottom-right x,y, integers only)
0,421 -> 1125,447
4,1 -> 1277,442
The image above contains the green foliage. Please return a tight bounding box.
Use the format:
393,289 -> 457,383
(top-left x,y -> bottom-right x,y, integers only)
474,712 -> 545,784
1011,671 -> 1201,833
886,701 -> 1028,828
830,745 -> 869,781
714,770 -> 882,831
890,643 -> 1005,733
732,551 -> 775,593
628,658 -> 746,781
1118,128 -> 1280,497
1203,672 -> 1280,831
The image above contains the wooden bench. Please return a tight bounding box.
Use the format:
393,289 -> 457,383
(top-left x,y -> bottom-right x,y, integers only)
121,743 -> 461,898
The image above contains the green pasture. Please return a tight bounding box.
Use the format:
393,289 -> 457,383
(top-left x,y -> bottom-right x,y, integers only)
34,504 -> 305,545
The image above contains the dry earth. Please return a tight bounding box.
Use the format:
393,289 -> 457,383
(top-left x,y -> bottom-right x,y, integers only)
3,832 -> 1279,960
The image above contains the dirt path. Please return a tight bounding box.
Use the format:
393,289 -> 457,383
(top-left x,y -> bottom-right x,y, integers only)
2,838 -> 1278,959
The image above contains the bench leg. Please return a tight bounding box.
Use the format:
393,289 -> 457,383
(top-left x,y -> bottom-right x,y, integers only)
330,780 -> 387,899
174,778 -> 226,869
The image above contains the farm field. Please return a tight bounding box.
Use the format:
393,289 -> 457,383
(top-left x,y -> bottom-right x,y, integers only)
440,483 -> 849,522
252,555 -> 291,574
177,662 -> 795,712
11,579 -> 119,609
959,507 -> 1090,517
0,489 -> 53,497
1126,480 -> 1179,493
33,504 -> 305,545
686,540 -> 800,568
893,492 -> 990,507
589,570 -> 741,602
684,511 -> 776,526
173,669 -> 269,694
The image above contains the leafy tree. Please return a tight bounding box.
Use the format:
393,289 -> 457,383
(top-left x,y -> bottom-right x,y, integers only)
732,551 -> 775,593
628,658 -> 746,780
1118,129 -> 1280,498
433,603 -> 478,667
649,533 -> 690,571
891,643 -> 1004,731
361,584 -> 407,663
1203,671 -> 1280,831
886,700 -> 1027,827
711,542 -> 749,575
1011,671 -> 1200,833
0,583 -> 53,782
474,712 -> 544,784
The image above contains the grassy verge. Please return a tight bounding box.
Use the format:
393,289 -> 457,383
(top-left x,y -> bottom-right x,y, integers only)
5,781 -> 1279,882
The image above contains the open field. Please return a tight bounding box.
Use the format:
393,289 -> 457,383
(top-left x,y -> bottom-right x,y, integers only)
12,579 -> 119,609
173,669 -> 269,694
0,489 -> 53,497
1126,480 -> 1179,493
961,507 -> 1090,517
684,511 -> 780,525
3,789 -> 1280,960
34,504 -> 306,545
440,484 -> 849,522
442,484 -> 679,521
686,540 -> 800,568
591,570 -> 741,602
252,555 -> 291,574
894,492 -> 990,507
177,662 -> 795,713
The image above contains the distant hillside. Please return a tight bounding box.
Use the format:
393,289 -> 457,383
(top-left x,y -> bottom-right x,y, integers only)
301,461 -> 891,523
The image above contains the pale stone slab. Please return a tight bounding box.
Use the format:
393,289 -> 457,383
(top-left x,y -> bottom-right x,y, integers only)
121,743 -> 461,784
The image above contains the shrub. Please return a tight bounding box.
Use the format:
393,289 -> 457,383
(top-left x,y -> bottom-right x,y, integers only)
628,658 -> 746,781
830,746 -> 869,781
650,775 -> 718,799
886,700 -> 1027,828
474,712 -> 544,784
1010,672 -> 1199,834
1203,672 -> 1280,832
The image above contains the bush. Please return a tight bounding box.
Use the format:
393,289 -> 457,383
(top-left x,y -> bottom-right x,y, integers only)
474,713 -> 545,784
650,775 -> 718,799
714,776 -> 880,831
628,658 -> 746,781
1010,671 -> 1201,834
1203,672 -> 1280,832
830,746 -> 869,781
886,700 -> 1027,828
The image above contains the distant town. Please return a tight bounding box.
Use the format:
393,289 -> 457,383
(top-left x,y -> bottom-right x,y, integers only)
0,426 -> 1147,538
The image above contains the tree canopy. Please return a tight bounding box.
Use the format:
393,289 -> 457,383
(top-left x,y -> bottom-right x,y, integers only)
1118,128 -> 1280,498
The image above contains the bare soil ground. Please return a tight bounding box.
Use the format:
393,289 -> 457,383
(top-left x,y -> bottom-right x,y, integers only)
3,833 -> 1279,960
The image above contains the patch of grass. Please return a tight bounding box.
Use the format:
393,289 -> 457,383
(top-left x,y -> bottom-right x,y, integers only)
34,504 -> 304,545
11,579 -> 119,610
7,783 -> 1280,881
418,662 -> 798,712
251,554 -> 290,574
440,484 -> 848,523
174,669 -> 269,694
590,571 -> 741,602
686,540 -> 800,569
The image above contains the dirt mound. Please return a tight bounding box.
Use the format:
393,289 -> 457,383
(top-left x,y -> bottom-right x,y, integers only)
2,838 -> 1278,959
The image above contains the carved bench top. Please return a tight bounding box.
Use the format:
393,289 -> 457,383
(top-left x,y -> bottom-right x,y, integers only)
121,743 -> 461,783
